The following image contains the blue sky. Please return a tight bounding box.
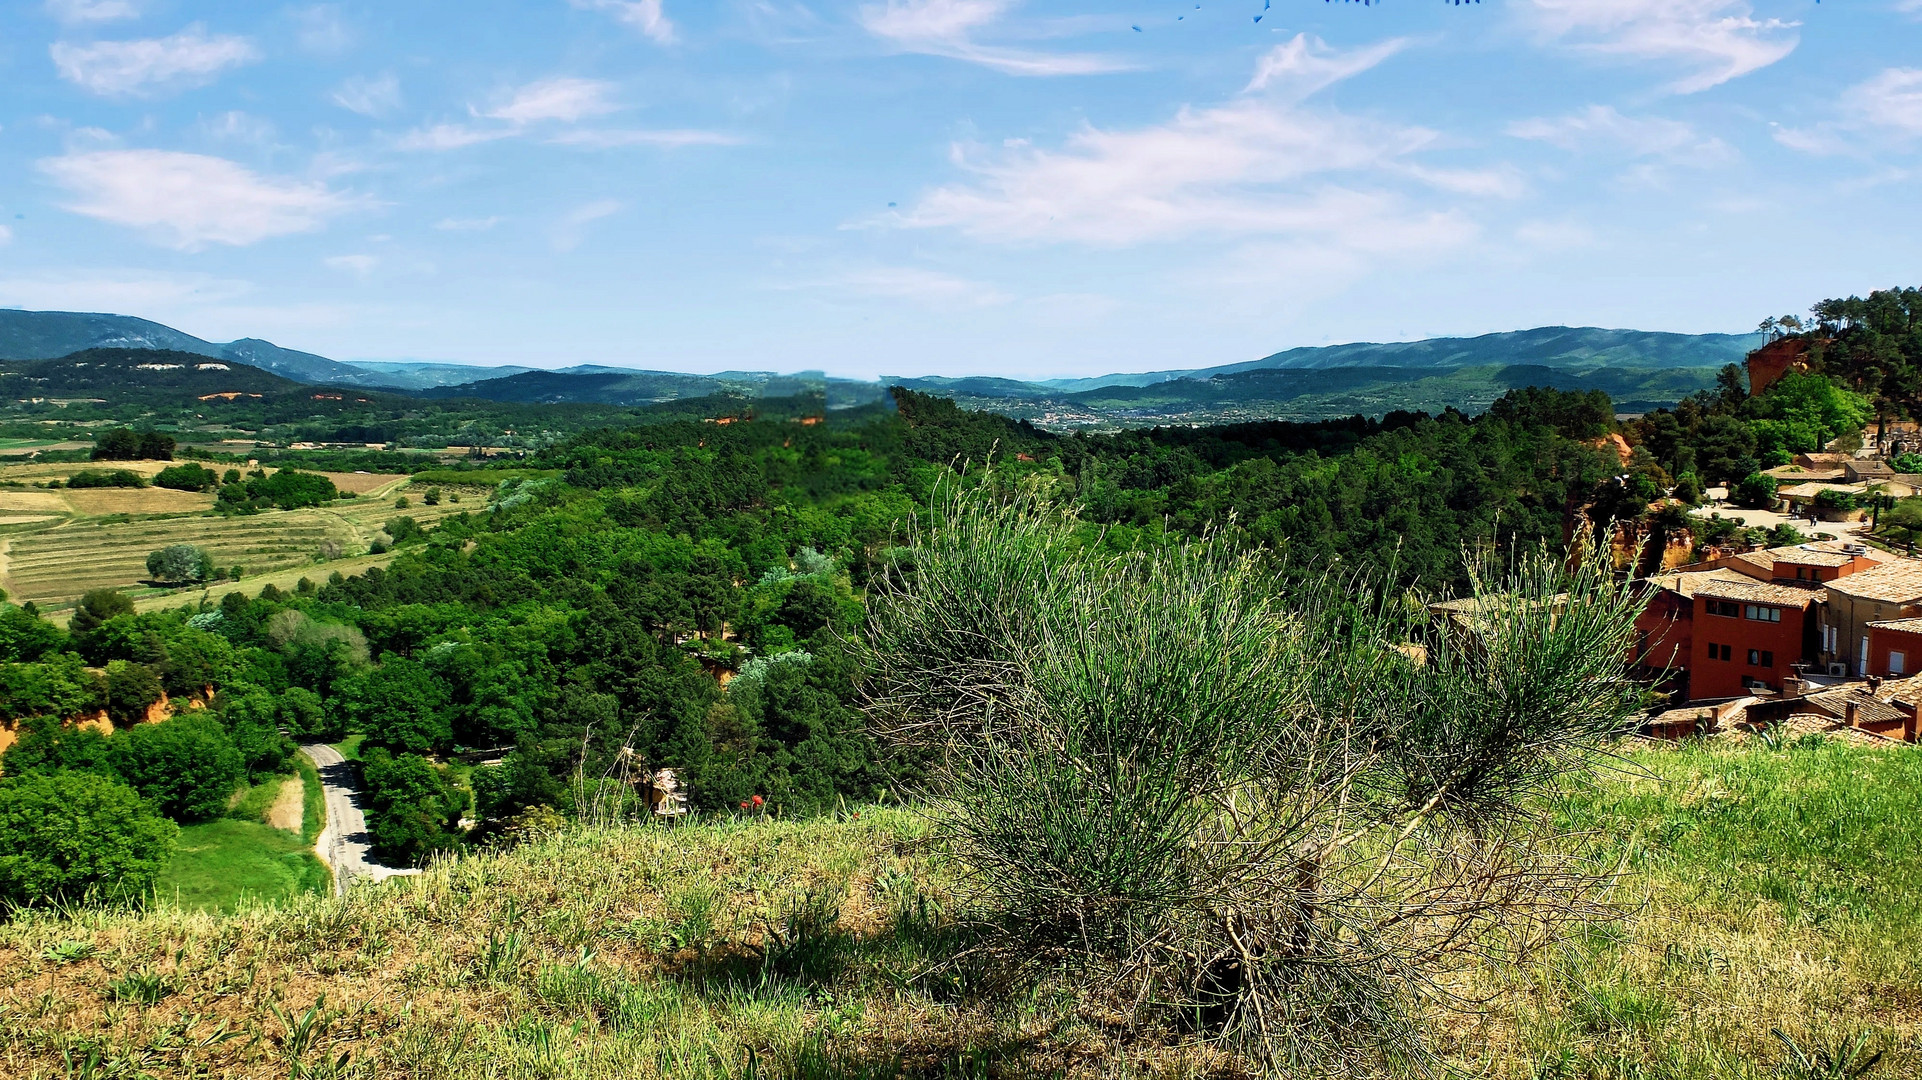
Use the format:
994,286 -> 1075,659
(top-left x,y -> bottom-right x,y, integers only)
0,0 -> 1917,380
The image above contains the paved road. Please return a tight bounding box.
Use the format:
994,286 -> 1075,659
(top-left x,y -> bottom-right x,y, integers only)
301,744 -> 420,895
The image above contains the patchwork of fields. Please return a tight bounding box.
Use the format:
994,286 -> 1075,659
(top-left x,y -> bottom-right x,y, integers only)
0,464 -> 495,609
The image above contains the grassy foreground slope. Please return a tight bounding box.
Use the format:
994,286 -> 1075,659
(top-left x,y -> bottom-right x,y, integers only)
0,742 -> 1916,1080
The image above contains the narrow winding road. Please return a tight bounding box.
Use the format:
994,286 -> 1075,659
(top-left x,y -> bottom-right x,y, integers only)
301,744 -> 420,895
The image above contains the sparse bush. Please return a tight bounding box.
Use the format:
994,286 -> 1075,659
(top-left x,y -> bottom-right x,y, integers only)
862,483 -> 1646,1074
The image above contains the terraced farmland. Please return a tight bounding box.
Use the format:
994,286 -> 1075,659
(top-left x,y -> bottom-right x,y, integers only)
0,474 -> 480,610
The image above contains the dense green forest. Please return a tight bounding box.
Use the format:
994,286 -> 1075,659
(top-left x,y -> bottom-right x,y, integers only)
8,287 -> 1922,909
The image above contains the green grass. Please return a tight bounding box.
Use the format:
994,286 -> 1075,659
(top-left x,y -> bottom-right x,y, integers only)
150,819 -> 332,914
1,742 -> 1917,1079
332,733 -> 365,761
297,755 -> 325,843
224,773 -> 292,824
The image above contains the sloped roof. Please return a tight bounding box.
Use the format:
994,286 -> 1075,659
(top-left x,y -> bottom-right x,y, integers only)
1868,617 -> 1922,634
1778,481 -> 1866,498
1765,466 -> 1846,481
1805,688 -> 1907,725
1694,578 -> 1818,607
1826,559 -> 1922,602
1645,567 -> 1758,599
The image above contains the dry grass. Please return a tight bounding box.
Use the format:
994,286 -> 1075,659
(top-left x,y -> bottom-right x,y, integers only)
0,743 -> 1915,1080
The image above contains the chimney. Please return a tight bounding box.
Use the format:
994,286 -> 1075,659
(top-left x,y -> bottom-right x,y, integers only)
1846,701 -> 1859,728
1908,710 -> 1919,744
1869,675 -> 1884,694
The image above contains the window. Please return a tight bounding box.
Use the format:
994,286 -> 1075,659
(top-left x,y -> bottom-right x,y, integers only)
1707,643 -> 1732,661
1747,649 -> 1774,667
1745,605 -> 1782,622
1894,651 -> 1909,676
1706,600 -> 1741,617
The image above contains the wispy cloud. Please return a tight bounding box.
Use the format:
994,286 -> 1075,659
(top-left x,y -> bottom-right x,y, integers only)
786,266 -> 1010,308
0,225 -> 12,246
1843,68 -> 1922,137
546,128 -> 742,148
197,110 -> 277,145
1508,105 -> 1735,166
395,122 -> 515,151
892,36 -> 1497,252
400,76 -> 736,153
324,254 -> 378,277
39,149 -> 362,249
0,269 -> 254,312
332,73 -> 402,118
44,0 -> 139,24
860,0 -> 1128,77
435,216 -> 502,231
569,0 -> 675,44
293,4 -> 353,53
51,25 -> 260,98
1245,34 -> 1409,97
1775,67 -> 1922,155
483,76 -> 620,124
1517,0 -> 1797,93
551,199 -> 622,251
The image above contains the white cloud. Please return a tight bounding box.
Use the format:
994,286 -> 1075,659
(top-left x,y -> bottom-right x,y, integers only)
1518,0 -> 1797,93
45,0 -> 139,23
484,77 -> 621,124
395,123 -> 513,151
435,216 -> 502,231
0,224 -> 11,246
894,39 -> 1501,251
551,199 -> 623,251
1245,34 -> 1408,98
1507,105 -> 1735,166
39,150 -> 361,249
324,254 -> 378,277
570,0 -> 675,44
860,0 -> 1129,77
546,128 -> 741,148
51,25 -> 260,98
332,73 -> 402,118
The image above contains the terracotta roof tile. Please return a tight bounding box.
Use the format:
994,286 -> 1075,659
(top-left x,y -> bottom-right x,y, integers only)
1825,559 -> 1922,602
1868,617 -> 1922,633
1693,578 -> 1819,607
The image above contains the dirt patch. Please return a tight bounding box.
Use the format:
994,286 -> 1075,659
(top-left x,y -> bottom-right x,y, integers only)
0,491 -> 71,513
265,777 -> 304,832
0,460 -> 172,483
0,514 -> 59,525
61,488 -> 216,515
310,472 -> 410,495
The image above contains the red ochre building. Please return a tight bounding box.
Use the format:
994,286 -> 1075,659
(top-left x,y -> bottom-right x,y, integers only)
1867,618 -> 1922,678
1636,540 -> 1896,701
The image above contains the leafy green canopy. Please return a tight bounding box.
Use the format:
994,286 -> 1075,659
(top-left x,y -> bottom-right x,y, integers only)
0,771 -> 177,911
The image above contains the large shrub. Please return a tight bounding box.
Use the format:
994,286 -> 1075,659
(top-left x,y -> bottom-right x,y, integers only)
152,463 -> 221,491
109,716 -> 243,822
359,748 -> 465,865
862,484 -> 1646,1074
146,543 -> 216,584
0,771 -> 176,910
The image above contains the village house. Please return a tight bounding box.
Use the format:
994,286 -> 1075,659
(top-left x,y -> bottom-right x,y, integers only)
1823,559 -> 1922,675
1680,539 -> 1888,584
1685,578 -> 1816,699
1867,617 -> 1922,677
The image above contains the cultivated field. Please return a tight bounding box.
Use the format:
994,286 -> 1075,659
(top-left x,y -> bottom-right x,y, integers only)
0,473 -> 481,609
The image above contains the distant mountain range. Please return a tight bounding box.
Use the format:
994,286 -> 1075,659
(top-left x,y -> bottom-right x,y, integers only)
0,308 -> 1761,427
